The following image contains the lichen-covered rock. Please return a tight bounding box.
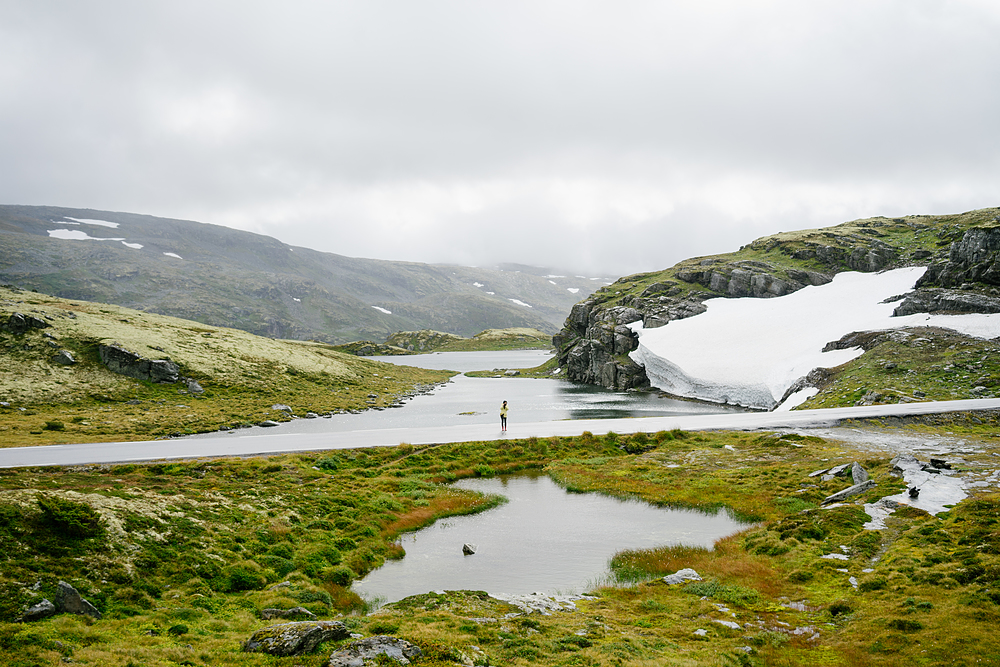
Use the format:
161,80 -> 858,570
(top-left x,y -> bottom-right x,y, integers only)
54,581 -> 101,619
327,636 -> 422,666
243,620 -> 350,656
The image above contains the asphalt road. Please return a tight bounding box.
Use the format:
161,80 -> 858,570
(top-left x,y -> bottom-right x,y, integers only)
2,398 -> 998,469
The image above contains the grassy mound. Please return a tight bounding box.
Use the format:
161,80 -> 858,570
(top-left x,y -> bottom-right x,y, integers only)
0,285 -> 452,447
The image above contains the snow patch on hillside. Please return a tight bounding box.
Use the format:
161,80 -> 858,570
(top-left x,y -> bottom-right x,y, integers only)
48,229 -> 125,242
629,267 -> 1000,410
65,217 -> 120,228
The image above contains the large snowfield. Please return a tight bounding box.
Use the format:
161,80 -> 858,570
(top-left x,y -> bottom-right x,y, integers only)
629,267 -> 1000,410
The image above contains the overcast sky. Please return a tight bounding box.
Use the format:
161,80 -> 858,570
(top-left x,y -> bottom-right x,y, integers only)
2,1 -> 999,276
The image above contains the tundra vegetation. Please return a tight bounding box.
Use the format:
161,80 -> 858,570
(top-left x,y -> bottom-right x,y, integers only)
2,419 -> 1000,666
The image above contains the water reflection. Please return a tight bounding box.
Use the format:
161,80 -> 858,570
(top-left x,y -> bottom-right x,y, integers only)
352,473 -> 749,604
236,351 -> 743,437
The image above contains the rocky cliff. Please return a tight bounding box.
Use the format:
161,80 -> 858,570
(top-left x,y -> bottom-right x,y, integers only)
554,208 -> 1000,391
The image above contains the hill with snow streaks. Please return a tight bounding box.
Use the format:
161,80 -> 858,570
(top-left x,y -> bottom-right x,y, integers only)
0,205 -> 611,344
555,207 -> 1000,410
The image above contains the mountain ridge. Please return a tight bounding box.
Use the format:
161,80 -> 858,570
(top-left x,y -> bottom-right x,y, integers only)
0,205 -> 608,344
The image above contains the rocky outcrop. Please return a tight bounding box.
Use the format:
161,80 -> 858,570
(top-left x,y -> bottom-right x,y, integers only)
674,260 -> 833,298
243,620 -> 350,656
892,288 -> 1000,316
2,312 -> 50,334
663,568 -> 702,585
823,480 -> 876,505
98,343 -> 179,383
788,239 -> 898,273
327,636 -> 423,666
51,349 -> 76,365
18,582 -> 103,622
917,226 -> 1000,288
553,216 -> 994,393
553,303 -> 648,390
554,261 -> 836,390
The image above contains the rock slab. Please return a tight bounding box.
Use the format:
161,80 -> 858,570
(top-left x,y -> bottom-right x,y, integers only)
243,620 -> 350,656
823,480 -> 877,505
327,636 -> 422,666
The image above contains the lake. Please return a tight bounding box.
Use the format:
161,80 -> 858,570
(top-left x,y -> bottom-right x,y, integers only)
266,350 -> 744,437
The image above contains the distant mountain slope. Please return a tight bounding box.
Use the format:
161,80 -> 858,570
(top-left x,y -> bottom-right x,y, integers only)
0,205 -> 607,343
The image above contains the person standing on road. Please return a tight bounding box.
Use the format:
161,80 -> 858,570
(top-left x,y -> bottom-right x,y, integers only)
500,400 -> 508,432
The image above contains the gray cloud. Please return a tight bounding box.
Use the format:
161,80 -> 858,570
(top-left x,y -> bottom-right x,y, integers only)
2,0 -> 999,275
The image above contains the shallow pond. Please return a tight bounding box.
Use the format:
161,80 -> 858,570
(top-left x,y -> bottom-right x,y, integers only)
352,473 -> 749,604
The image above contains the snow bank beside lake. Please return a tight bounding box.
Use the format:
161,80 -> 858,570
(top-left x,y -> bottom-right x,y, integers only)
629,267 -> 1000,410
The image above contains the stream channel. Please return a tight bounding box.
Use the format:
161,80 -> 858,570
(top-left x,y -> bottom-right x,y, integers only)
352,472 -> 750,605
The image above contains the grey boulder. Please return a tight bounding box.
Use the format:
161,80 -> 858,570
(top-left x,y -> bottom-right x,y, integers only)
243,620 -> 350,656
52,350 -> 76,365
20,599 -> 56,622
663,568 -> 702,585
55,581 -> 101,619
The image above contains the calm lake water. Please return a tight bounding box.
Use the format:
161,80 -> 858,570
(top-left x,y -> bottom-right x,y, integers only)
263,351 -> 743,437
352,473 -> 749,604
